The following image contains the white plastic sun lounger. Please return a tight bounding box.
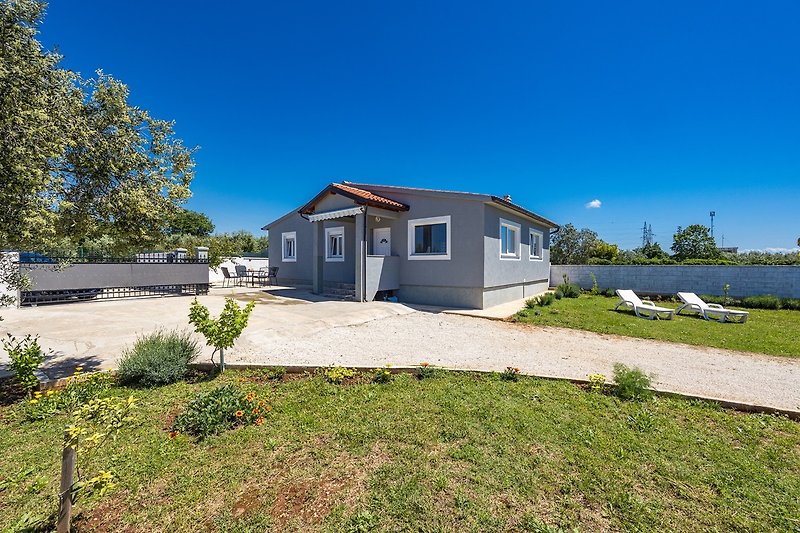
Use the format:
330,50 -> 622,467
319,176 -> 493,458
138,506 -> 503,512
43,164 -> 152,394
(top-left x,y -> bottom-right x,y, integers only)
614,289 -> 674,320
676,292 -> 749,323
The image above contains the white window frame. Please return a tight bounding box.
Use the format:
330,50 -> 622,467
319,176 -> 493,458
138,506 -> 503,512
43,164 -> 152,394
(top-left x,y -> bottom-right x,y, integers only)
529,229 -> 544,261
499,218 -> 521,260
325,226 -> 345,262
281,231 -> 297,262
407,215 -> 451,261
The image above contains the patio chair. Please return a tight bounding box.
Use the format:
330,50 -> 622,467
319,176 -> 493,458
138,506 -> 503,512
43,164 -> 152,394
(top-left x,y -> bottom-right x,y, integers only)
676,292 -> 749,323
250,266 -> 270,287
267,266 -> 279,285
220,266 -> 240,288
614,289 -> 674,320
234,265 -> 249,286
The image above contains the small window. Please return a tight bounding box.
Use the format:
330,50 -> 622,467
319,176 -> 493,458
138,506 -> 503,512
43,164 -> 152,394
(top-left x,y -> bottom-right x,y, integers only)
408,216 -> 451,260
530,229 -> 543,260
325,226 -> 345,262
281,231 -> 296,262
499,219 -> 521,259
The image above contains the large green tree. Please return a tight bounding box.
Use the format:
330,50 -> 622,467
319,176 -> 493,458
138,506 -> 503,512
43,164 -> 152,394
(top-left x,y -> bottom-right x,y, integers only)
550,224 -> 599,264
671,225 -> 719,261
0,1 -> 196,253
166,209 -> 215,237
0,0 -> 82,249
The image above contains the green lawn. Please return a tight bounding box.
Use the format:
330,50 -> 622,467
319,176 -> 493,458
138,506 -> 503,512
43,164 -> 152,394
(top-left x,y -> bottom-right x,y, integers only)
513,295 -> 800,357
1,370 -> 799,532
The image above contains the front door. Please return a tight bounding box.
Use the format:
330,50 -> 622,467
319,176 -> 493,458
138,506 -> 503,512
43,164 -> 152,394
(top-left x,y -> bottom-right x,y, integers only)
373,227 -> 391,256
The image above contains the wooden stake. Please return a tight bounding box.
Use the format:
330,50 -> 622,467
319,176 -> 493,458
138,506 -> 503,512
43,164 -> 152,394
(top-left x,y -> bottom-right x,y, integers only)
57,432 -> 76,533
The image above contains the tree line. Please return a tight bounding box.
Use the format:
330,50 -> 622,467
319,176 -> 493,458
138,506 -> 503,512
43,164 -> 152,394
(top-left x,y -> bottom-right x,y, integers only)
551,224 -> 799,265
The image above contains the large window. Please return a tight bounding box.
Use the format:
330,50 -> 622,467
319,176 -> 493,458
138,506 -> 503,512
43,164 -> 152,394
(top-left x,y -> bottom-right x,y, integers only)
281,231 -> 296,262
499,219 -> 521,259
325,226 -> 344,262
408,216 -> 451,260
529,229 -> 543,260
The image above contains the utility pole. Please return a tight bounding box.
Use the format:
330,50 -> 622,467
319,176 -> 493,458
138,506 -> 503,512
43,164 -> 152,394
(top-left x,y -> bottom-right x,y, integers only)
647,224 -> 654,246
642,221 -> 648,248
709,211 -> 716,239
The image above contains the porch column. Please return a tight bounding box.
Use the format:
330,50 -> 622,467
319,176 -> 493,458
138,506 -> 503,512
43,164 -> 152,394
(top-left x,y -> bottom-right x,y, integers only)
312,221 -> 324,294
355,211 -> 366,302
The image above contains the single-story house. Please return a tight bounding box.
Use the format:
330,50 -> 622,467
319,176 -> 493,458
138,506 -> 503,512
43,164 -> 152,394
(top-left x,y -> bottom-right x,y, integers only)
263,182 -> 558,309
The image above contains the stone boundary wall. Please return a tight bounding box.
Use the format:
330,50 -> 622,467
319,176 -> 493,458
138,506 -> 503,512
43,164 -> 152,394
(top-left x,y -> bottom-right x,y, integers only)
550,264 -> 800,298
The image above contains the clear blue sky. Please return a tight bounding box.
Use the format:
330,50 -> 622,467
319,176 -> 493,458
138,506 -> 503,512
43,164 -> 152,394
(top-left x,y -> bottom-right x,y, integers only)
40,1 -> 799,251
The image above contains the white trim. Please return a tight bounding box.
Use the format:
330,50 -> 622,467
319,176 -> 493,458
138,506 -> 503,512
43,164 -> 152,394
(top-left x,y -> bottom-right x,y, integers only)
308,206 -> 364,222
407,215 -> 451,260
325,226 -> 345,262
281,231 -> 297,262
529,228 -> 544,261
499,218 -> 521,260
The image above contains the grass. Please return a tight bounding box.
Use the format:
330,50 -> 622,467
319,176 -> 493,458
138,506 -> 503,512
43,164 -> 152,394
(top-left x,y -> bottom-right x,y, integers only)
1,370 -> 799,532
514,294 -> 800,357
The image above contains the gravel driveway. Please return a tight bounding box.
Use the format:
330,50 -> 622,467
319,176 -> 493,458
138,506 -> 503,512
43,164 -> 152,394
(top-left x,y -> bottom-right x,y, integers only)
2,289 -> 798,413
234,309 -> 800,413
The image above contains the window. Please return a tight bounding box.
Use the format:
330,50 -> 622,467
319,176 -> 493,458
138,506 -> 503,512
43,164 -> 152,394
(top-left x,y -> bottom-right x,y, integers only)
325,226 -> 344,262
530,229 -> 543,260
281,231 -> 296,262
408,216 -> 451,260
499,219 -> 521,259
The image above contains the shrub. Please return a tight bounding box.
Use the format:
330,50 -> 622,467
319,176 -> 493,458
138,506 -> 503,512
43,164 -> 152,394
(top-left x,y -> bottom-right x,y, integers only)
587,373 -> 606,392
612,363 -> 652,401
322,366 -> 357,384
415,363 -> 437,380
557,283 -> 581,298
741,295 -> 781,310
117,330 -> 200,387
500,367 -> 521,382
372,367 -> 393,384
172,384 -> 269,439
23,367 -> 114,421
265,366 -> 287,380
590,272 -> 600,295
527,293 -> 555,308
3,334 -> 46,396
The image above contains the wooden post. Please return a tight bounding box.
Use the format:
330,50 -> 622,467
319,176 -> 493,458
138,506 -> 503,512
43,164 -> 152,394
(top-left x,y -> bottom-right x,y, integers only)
57,432 -> 76,533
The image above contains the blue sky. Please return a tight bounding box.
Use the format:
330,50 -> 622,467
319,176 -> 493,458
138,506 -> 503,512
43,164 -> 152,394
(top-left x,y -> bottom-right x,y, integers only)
40,1 -> 799,251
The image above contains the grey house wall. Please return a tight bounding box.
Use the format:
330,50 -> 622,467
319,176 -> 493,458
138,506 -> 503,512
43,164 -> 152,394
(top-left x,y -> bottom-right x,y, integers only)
482,204 -> 551,308
550,264 -> 800,298
370,189 -> 487,309
267,186 -> 555,309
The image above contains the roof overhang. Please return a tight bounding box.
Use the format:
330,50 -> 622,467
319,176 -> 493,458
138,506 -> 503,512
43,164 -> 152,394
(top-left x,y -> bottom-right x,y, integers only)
299,183 -> 409,215
306,206 -> 365,222
490,196 -> 559,229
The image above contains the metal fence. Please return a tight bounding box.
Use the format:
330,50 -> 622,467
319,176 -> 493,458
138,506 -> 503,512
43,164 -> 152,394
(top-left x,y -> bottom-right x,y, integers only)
16,248 -> 210,306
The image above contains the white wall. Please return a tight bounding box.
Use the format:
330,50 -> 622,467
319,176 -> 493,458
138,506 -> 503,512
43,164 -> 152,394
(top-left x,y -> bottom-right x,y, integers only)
210,257 -> 269,283
551,264 -> 800,298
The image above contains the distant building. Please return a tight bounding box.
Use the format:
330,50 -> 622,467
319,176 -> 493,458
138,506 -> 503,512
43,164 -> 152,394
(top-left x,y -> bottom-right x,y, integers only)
717,247 -> 738,254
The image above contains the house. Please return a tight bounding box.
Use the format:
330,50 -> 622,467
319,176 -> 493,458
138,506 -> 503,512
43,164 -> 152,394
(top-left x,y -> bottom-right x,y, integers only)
263,182 -> 558,309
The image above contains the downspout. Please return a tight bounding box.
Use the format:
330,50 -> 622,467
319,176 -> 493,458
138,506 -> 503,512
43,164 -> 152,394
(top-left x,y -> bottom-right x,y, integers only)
362,206 -> 368,302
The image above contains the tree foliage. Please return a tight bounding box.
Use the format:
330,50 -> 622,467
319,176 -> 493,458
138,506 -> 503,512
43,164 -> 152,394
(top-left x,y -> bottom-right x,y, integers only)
166,209 -> 215,237
589,240 -> 619,262
550,224 -> 598,264
671,225 -> 720,261
0,1 -> 196,253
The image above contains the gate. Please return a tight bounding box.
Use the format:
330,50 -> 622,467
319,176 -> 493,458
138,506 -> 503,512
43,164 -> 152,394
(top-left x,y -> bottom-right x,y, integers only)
17,247 -> 210,306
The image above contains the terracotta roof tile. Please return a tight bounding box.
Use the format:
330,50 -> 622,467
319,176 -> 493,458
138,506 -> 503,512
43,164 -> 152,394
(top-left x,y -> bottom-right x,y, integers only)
330,183 -> 409,210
